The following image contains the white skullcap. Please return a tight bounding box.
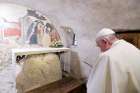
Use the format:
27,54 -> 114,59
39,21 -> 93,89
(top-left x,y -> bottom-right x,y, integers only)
95,28 -> 115,39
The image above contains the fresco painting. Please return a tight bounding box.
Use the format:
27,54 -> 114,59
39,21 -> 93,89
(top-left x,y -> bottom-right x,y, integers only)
0,4 -> 63,47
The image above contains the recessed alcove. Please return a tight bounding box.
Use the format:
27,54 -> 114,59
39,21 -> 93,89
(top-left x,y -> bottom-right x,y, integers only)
114,29 -> 140,49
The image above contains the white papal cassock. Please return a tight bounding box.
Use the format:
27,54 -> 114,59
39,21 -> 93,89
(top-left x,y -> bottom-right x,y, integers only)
87,39 -> 140,93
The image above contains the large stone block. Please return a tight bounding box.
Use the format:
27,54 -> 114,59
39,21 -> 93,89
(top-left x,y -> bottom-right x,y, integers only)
16,53 -> 62,93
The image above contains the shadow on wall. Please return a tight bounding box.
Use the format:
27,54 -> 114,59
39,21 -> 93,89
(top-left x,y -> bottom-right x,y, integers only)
70,50 -> 82,79
60,26 -> 81,79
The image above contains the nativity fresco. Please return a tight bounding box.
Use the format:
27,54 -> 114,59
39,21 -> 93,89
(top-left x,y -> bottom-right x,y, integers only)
20,9 -> 63,47
0,3 -> 63,48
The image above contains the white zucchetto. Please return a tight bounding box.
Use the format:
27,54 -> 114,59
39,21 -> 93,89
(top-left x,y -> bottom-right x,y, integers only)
96,28 -> 115,39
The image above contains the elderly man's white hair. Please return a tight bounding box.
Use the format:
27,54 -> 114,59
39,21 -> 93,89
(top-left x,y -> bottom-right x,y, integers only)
96,28 -> 115,40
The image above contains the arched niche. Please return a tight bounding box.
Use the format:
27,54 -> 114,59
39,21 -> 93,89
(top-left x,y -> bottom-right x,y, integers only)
0,3 -> 63,48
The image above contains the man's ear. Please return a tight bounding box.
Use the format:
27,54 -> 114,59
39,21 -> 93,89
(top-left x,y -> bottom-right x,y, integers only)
102,38 -> 108,44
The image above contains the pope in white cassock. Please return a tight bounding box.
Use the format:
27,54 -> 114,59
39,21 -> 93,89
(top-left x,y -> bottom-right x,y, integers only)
87,28 -> 140,93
